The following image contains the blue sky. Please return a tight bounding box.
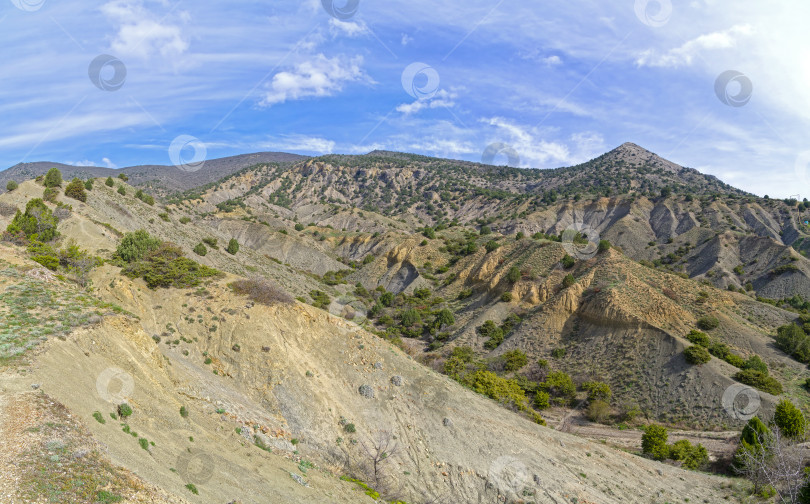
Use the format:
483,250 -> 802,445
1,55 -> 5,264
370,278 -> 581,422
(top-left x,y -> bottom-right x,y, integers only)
1,0 -> 809,197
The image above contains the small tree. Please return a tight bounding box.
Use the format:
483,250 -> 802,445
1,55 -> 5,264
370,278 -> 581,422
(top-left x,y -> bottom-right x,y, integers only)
115,230 -> 161,263
735,427 -> 807,503
503,349 -> 528,372
484,240 -> 500,253
117,186 -> 126,196
64,178 -> 87,202
44,168 -> 62,188
226,238 -> 239,255
507,266 -> 521,283
774,400 -> 806,439
562,274 -> 575,288
193,243 -> 207,256
684,345 -> 711,365
597,239 -> 611,253
642,424 -> 669,460
84,179 -> 93,191
105,176 -> 114,187
433,308 -> 454,331
733,416 -> 772,492
6,180 -> 18,191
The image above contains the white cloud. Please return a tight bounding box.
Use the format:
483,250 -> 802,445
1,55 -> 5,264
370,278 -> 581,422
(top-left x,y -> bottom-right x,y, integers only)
329,18 -> 367,37
635,24 -> 754,68
260,54 -> 369,107
65,160 -> 97,167
401,33 -> 413,46
102,157 -> 117,168
101,0 -> 189,60
260,135 -> 336,154
483,117 -> 573,167
396,89 -> 458,115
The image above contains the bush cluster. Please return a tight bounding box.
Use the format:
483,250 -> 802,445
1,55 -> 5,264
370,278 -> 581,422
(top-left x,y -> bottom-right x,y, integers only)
6,198 -> 60,242
230,278 -> 293,305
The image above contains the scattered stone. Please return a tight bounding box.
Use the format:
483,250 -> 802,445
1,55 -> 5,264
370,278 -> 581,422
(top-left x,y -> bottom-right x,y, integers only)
232,344 -> 241,352
290,472 -> 309,487
559,440 -> 565,448
261,346 -> 270,352
72,448 -> 90,459
31,383 -> 40,390
390,375 -> 403,386
442,418 -> 453,427
374,361 -> 383,370
656,468 -> 663,476
358,384 -> 375,398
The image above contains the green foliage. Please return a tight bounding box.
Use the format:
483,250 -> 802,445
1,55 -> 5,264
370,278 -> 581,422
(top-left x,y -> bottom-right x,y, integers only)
597,240 -> 611,253
6,180 -> 18,191
696,315 -> 719,330
413,287 -> 431,300
180,406 -> 188,418
641,424 -> 669,460
484,240 -> 500,253
400,308 -> 421,327
733,416 -> 771,470
541,371 -> 576,406
561,254 -> 575,269
42,187 -> 58,203
84,179 -> 93,191
310,290 -> 331,309
105,176 -> 114,187
185,484 -> 198,495
734,369 -> 783,395
776,324 -> 810,363
226,238 -> 239,255
586,399 -> 611,423
117,403 -> 133,418
551,347 -> 566,359
462,370 -> 530,411
64,178 -> 87,202
582,381 -> 611,401
773,399 -> 806,438
294,223 -> 305,231
502,349 -> 528,371
562,274 -> 575,288
684,345 -> 711,365
668,439 -> 708,470
478,320 -> 504,350
115,230 -> 161,263
6,198 -> 60,242
507,266 -> 521,283
44,168 -> 62,188
534,391 -> 550,410
741,355 -> 768,375
379,291 -> 394,307
422,227 -> 436,239
121,243 -> 221,289
685,330 -> 709,347
193,243 -> 207,256
179,216 -> 191,224
117,186 -> 126,196
433,308 -> 455,330
479,225 -> 491,236
500,292 -> 513,302
92,411 -> 106,424
118,173 -> 128,181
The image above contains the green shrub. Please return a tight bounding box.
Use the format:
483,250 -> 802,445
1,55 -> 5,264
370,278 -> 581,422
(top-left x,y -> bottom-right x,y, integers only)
641,424 -> 669,460
668,439 -> 708,470
597,240 -> 611,253
773,399 -> 806,438
121,243 -> 221,289
478,320 -> 504,350
64,178 -> 87,202
115,230 -> 161,263
294,223 -> 305,231
741,355 -> 768,375
43,187 -> 58,202
193,243 -> 207,256
684,345 -> 711,365
697,315 -> 719,330
343,423 -> 356,433
400,308 -> 421,327
582,381 -> 611,401
463,370 -> 529,411
534,391 -> 550,410
44,168 -> 62,188
310,290 -> 331,309
179,216 -> 191,224
457,288 -> 473,300
479,225 -> 491,236
117,186 -> 126,196
484,240 -> 500,253
180,406 -> 188,418
776,324 -> 810,362
562,274 -> 575,288
84,179 -> 93,191
202,237 -> 217,249
500,292 -> 513,302
503,349 -> 528,371
118,173 -> 128,181
226,238 -> 239,255
6,198 -> 60,242
733,416 -> 771,471
105,176 -> 114,187
685,330 -> 709,347
507,266 -> 521,283
541,371 -> 576,406
185,484 -> 198,495
724,353 -> 745,368
6,180 -> 18,191
118,403 -> 133,418
92,411 -> 106,424
734,369 -> 783,395
413,287 -> 431,300
561,254 -> 575,269
551,347 -> 566,359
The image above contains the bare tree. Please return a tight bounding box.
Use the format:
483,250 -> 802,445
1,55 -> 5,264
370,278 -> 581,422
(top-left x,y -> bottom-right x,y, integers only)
735,427 -> 808,503
360,430 -> 400,497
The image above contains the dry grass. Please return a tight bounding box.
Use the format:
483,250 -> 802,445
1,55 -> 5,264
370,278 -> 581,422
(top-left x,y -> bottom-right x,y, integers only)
229,278 -> 294,305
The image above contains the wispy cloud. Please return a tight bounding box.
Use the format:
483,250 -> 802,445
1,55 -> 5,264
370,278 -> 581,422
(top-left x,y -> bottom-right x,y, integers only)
635,24 -> 754,68
260,54 -> 370,107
